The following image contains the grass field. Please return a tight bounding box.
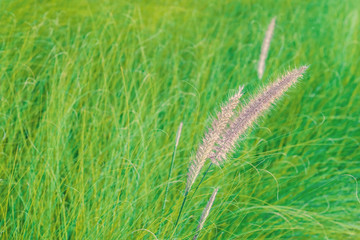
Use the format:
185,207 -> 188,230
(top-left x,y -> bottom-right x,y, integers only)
0,0 -> 359,239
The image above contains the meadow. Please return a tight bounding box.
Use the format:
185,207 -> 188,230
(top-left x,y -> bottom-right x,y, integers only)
0,0 -> 359,239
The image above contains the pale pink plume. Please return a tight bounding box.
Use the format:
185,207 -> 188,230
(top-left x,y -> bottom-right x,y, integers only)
258,17 -> 276,79
185,87 -> 244,193
193,188 -> 219,240
212,66 -> 308,164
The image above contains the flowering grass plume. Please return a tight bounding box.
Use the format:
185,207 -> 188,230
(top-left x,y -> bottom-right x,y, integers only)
175,122 -> 183,147
193,188 -> 218,240
185,87 -> 244,193
211,66 -> 308,165
258,17 -> 276,79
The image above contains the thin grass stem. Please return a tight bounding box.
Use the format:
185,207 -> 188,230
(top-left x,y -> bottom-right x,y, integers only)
162,122 -> 183,213
158,122 -> 183,234
174,191 -> 188,227
190,163 -> 213,202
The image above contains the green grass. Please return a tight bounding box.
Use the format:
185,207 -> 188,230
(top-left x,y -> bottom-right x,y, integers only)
0,0 -> 359,239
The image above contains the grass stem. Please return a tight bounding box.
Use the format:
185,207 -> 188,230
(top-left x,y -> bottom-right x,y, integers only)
162,122 -> 183,214
158,122 -> 183,234
174,191 -> 188,227
190,163 -> 213,201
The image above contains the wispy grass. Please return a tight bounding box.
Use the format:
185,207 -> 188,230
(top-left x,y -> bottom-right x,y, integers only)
0,0 -> 359,239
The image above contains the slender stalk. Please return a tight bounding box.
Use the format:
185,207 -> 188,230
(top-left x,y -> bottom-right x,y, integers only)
173,163 -> 212,233
174,190 -> 188,227
162,122 -> 183,213
158,123 -> 183,234
170,190 -> 189,239
190,163 -> 213,201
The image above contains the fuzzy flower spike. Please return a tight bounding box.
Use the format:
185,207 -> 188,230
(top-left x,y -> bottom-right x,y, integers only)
211,66 -> 308,165
185,86 -> 244,193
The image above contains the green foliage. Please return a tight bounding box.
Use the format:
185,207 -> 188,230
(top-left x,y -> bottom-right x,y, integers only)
0,0 -> 359,239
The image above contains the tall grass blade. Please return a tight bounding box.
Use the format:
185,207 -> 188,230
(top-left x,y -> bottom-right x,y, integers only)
160,122 -> 183,231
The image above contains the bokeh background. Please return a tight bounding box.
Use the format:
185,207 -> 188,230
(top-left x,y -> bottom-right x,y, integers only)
0,0 -> 359,239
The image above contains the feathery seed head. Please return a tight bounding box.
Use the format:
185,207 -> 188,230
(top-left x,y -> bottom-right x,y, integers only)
193,188 -> 219,240
258,17 -> 277,79
212,66 -> 308,164
185,87 -> 244,192
175,122 -> 183,147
